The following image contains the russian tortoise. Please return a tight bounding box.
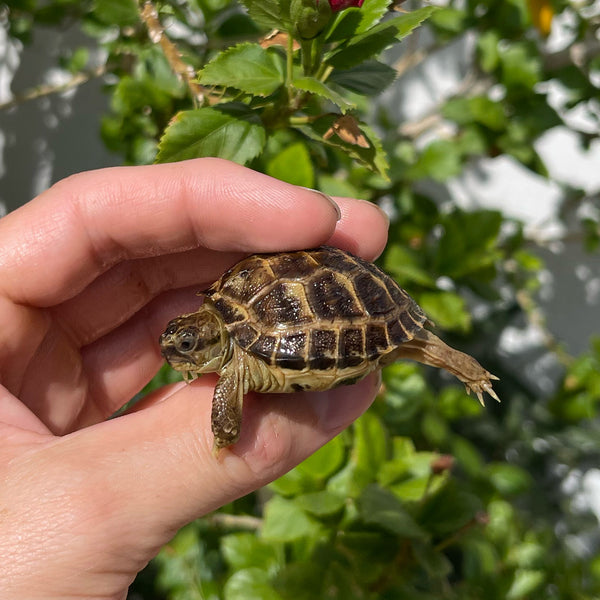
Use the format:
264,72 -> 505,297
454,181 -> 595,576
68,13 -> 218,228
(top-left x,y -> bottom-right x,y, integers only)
159,246 -> 499,452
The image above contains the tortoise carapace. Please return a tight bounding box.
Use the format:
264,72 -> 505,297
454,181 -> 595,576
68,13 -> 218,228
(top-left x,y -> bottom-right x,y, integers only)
159,246 -> 499,453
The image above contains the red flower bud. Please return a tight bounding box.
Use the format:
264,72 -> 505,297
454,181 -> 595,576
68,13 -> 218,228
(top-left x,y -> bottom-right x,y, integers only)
328,0 -> 364,12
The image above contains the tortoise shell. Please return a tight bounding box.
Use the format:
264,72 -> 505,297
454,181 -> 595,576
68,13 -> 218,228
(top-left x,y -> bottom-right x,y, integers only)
204,246 -> 428,373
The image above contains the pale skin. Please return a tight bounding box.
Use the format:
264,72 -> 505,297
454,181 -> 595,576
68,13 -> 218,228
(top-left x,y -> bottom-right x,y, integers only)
0,158 -> 389,600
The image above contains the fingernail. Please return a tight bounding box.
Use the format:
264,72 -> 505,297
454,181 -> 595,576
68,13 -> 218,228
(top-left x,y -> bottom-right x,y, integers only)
299,187 -> 342,221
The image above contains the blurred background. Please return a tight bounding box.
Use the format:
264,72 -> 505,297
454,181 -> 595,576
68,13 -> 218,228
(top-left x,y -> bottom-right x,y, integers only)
1,0 -> 600,598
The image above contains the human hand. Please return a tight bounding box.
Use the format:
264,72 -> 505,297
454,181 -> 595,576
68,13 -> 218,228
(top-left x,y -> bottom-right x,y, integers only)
0,158 -> 388,599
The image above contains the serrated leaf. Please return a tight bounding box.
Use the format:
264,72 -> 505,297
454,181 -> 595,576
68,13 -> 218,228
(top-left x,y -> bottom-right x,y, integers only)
326,0 -> 391,41
293,76 -> 355,111
327,6 -> 439,69
199,43 -> 285,96
156,105 -> 266,165
328,60 -> 396,96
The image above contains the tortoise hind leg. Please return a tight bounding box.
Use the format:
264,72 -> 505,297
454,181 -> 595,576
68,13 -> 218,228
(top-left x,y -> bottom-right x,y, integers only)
394,329 -> 499,405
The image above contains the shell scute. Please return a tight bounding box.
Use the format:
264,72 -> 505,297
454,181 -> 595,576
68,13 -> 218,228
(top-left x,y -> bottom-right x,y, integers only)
248,334 -> 277,363
338,327 -> 365,368
269,252 -> 318,279
352,271 -> 397,317
254,281 -> 312,326
218,256 -> 276,303
276,332 -> 308,370
308,329 -> 337,370
307,271 -> 363,320
366,323 -> 389,359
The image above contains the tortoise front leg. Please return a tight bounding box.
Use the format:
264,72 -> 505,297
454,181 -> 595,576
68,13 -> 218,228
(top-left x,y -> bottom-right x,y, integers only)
211,360 -> 245,454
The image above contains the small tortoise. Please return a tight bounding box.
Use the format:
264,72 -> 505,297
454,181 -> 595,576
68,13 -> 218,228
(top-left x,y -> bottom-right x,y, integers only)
160,246 -> 499,453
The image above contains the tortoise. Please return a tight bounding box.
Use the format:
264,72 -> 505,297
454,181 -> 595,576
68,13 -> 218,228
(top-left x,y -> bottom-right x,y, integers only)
159,246 -> 499,453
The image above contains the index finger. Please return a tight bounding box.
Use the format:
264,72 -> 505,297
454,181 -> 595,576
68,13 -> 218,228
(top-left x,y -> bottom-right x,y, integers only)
0,158 -> 341,306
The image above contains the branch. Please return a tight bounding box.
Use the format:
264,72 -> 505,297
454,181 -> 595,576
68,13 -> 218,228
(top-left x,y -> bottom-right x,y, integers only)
0,65 -> 106,111
205,513 -> 263,529
138,1 -> 205,106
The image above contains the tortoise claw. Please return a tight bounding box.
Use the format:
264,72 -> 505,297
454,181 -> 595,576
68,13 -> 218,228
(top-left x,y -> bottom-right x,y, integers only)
483,381 -> 501,403
465,376 -> 500,406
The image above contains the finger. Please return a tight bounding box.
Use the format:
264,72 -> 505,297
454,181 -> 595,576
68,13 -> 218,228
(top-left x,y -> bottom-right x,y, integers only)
0,158 -> 340,306
329,197 -> 389,260
0,385 -> 51,436
59,373 -> 380,541
52,195 -> 389,348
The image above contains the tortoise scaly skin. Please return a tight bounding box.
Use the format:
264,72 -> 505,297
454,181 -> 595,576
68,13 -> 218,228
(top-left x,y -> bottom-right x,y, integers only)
160,246 -> 499,453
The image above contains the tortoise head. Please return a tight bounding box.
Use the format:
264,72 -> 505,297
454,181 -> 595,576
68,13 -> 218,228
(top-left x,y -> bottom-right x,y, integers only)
159,306 -> 230,377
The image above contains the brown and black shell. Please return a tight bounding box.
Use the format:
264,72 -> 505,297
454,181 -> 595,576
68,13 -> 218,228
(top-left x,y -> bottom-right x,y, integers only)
204,246 -> 427,372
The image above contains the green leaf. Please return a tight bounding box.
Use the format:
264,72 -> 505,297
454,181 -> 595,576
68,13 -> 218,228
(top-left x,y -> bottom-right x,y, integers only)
499,41 -> 542,90
261,496 -> 321,542
224,568 -> 283,600
477,30 -> 500,73
327,6 -> 439,69
296,490 -> 346,517
405,139 -> 462,182
486,463 -> 533,496
221,533 -> 281,574
358,484 -> 427,539
355,0 -> 393,33
239,0 -> 291,30
429,7 -> 466,33
156,104 -> 266,165
93,0 -> 139,26
199,43 -> 285,96
383,244 -> 436,287
326,0 -> 391,40
293,76 -> 355,111
266,141 -> 315,187
417,291 -> 471,333
328,60 -> 396,96
442,96 -> 507,131
506,569 -> 546,599
412,541 -> 453,577
298,434 -> 346,479
419,481 -> 482,536
328,413 -> 387,497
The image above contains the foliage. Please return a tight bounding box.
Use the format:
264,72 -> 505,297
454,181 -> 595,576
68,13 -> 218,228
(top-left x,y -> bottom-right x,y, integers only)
3,0 -> 600,598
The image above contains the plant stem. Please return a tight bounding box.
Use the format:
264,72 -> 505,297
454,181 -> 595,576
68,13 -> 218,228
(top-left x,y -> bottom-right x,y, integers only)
286,32 -> 295,90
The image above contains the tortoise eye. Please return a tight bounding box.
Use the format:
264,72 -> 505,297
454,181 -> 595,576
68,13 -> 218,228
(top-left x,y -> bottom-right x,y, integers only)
176,329 -> 198,353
